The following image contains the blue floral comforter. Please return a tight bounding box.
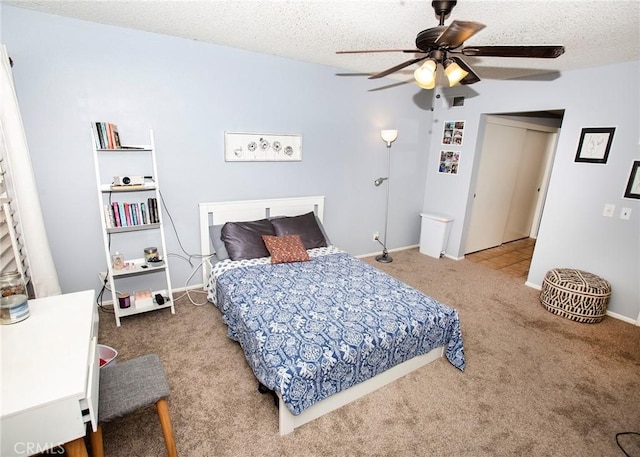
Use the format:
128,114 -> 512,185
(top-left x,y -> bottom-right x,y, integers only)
208,247 -> 465,416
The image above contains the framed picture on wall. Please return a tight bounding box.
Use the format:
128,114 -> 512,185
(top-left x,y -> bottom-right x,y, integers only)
224,132 -> 302,162
574,127 -> 615,164
442,121 -> 465,146
438,150 -> 460,175
623,160 -> 640,199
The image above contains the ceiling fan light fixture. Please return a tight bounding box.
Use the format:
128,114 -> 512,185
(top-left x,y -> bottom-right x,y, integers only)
444,59 -> 468,86
337,1 -> 565,88
414,59 -> 437,89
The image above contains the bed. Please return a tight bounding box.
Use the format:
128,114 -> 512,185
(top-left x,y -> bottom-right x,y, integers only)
199,196 -> 465,435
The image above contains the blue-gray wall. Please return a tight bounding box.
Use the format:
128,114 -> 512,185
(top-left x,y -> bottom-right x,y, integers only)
426,64 -> 639,322
1,5 -> 432,294
2,5 -> 639,321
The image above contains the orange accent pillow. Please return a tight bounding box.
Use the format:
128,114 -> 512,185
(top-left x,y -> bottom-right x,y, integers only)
262,235 -> 310,264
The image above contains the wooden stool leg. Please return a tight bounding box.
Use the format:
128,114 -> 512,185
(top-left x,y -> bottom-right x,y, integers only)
63,437 -> 89,457
156,398 -> 178,457
89,423 -> 105,457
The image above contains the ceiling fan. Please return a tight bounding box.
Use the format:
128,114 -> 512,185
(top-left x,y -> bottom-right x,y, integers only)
336,0 -> 565,89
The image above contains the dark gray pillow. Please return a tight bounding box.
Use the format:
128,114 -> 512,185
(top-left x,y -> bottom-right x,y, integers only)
271,212 -> 327,249
269,214 -> 331,246
221,219 -> 276,261
209,224 -> 230,261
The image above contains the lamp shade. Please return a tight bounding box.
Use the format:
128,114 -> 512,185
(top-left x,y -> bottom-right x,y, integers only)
414,59 -> 436,89
380,129 -> 398,144
444,60 -> 469,87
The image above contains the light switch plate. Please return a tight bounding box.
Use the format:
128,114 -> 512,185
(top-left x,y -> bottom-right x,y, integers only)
620,208 -> 632,220
603,203 -> 615,217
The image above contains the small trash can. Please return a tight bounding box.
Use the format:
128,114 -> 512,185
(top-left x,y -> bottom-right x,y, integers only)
98,344 -> 118,368
419,213 -> 453,259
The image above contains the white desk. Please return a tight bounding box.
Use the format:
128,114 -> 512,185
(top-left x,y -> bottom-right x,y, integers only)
1,290 -> 99,457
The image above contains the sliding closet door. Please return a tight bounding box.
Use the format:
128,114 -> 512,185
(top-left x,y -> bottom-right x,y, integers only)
465,122 -> 525,254
503,130 -> 549,243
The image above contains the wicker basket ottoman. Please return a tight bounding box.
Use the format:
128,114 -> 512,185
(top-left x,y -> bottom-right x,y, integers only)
540,268 -> 611,323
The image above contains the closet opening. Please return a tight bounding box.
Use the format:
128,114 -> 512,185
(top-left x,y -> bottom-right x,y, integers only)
464,109 -> 565,278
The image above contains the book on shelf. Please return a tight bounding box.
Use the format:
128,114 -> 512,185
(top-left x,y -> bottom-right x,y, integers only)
130,203 -> 136,225
140,202 -> 148,224
153,197 -> 159,223
118,203 -> 127,227
132,203 -> 140,225
101,123 -> 109,148
111,202 -> 121,227
124,203 -> 133,226
105,123 -> 113,149
103,204 -> 115,228
147,197 -> 159,223
93,123 -> 103,149
104,199 -> 158,228
147,198 -> 154,223
92,121 -> 122,150
134,203 -> 142,225
108,123 -> 121,149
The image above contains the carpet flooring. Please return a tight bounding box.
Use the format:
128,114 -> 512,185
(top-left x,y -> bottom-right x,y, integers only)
96,248 -> 640,456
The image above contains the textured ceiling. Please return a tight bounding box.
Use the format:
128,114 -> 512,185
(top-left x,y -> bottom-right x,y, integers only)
4,0 -> 639,83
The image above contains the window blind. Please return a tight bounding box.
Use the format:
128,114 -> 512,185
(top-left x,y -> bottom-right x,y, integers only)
0,156 -> 31,292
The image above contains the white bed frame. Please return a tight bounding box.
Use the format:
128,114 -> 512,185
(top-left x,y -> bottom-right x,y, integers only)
199,196 -> 326,287
198,196 -> 445,435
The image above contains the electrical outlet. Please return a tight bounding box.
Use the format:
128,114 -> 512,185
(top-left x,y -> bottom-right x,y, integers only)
620,208 -> 632,220
373,231 -> 379,241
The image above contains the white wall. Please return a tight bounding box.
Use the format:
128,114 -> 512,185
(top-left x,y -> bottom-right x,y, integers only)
424,63 -> 640,321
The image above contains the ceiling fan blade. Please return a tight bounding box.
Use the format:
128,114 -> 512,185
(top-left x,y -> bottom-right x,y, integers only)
462,45 -> 565,58
336,49 -> 422,54
368,56 -> 427,79
450,56 -> 481,85
435,20 -> 486,48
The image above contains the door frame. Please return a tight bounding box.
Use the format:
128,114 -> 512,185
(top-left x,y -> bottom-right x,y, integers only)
529,131 -> 559,238
462,112 -> 563,258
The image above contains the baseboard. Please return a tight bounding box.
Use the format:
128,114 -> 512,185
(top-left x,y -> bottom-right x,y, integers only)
176,284 -> 206,293
356,244 -> 419,259
606,310 -> 637,325
525,281 -> 542,290
355,245 -> 467,261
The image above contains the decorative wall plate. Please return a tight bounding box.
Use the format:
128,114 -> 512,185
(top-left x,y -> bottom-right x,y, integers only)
225,132 -> 302,162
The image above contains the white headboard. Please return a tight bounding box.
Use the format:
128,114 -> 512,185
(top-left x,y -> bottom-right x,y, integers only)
199,196 -> 325,286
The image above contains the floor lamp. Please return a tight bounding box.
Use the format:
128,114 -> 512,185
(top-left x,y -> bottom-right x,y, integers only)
374,129 -> 398,263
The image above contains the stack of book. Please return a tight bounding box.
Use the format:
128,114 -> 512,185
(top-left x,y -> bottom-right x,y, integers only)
93,122 -> 121,149
104,198 -> 160,228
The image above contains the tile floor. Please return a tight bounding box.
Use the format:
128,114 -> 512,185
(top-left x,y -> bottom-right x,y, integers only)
465,237 -> 536,279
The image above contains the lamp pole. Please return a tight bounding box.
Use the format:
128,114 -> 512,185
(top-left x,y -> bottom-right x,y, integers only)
376,140 -> 393,263
376,129 -> 397,263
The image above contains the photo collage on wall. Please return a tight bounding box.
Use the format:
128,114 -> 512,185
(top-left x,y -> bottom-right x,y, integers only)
440,121 -> 464,175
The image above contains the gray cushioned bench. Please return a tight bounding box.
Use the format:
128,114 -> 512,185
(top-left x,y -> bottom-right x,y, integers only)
90,353 -> 177,456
